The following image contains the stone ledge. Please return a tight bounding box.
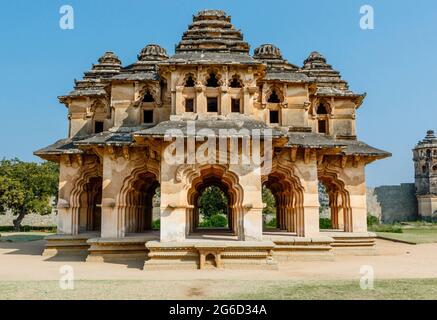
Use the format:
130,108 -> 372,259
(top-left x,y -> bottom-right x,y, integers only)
144,240 -> 277,270
43,233 -> 96,257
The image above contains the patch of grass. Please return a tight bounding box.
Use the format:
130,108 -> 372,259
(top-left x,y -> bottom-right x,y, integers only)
377,228 -> 437,244
1,279 -> 437,300
221,279 -> 437,300
0,232 -> 53,242
370,224 -> 403,233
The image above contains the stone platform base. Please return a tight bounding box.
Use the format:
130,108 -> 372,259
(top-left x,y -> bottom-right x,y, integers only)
144,241 -> 277,270
43,233 -> 97,257
264,234 -> 334,261
86,234 -> 159,262
323,232 -> 377,255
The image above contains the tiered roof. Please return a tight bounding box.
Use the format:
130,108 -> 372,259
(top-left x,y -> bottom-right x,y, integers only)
35,9 -> 390,162
167,10 -> 258,65
253,44 -> 309,83
415,130 -> 437,149
59,52 -> 121,102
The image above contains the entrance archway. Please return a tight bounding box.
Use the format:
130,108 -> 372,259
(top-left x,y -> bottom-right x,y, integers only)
196,185 -> 230,231
78,176 -> 102,233
262,162 -> 305,235
117,169 -> 160,235
186,165 -> 243,237
318,171 -> 352,232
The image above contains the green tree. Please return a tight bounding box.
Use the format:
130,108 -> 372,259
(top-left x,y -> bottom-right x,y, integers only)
262,186 -> 276,216
0,159 -> 59,231
198,186 -> 228,219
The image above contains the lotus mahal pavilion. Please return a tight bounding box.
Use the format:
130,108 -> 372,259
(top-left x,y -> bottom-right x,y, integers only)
35,10 -> 390,269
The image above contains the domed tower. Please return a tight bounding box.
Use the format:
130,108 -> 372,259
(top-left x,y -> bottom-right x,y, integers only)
413,130 -> 437,217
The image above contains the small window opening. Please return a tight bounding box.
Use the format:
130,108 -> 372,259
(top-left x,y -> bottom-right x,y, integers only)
185,99 -> 194,112
142,90 -> 154,103
270,110 -> 279,124
267,90 -> 280,103
207,97 -> 218,113
94,121 -> 104,134
185,75 -> 195,87
317,103 -> 328,115
231,99 -> 241,113
143,110 -> 154,124
206,73 -> 219,87
229,76 -> 243,88
318,120 -> 327,134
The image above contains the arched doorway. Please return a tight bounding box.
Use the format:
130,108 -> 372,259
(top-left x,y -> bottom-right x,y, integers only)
119,170 -> 160,234
318,172 -> 352,232
186,165 -> 243,237
196,185 -> 230,231
262,163 -> 305,235
78,176 -> 102,233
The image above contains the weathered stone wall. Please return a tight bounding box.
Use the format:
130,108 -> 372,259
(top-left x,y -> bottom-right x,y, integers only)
366,184 -> 418,223
0,210 -> 57,227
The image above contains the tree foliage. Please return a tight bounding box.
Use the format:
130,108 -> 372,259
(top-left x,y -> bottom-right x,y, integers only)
262,186 -> 276,216
0,159 -> 59,230
198,186 -> 228,219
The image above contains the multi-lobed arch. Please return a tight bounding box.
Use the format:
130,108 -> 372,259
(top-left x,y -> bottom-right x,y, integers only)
262,160 -> 305,235
180,164 -> 244,237
68,159 -> 102,235
115,161 -> 161,236
317,167 -> 352,232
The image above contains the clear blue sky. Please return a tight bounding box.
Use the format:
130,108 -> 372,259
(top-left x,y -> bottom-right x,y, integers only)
0,0 -> 436,187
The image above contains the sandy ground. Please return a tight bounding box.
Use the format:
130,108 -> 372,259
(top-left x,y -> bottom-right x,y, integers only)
0,238 -> 436,282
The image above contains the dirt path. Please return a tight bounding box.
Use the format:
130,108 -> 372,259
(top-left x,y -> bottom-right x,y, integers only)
0,239 -> 436,282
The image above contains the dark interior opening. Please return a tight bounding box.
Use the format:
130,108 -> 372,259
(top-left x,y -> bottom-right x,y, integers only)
229,76 -> 242,88
267,90 -> 280,103
143,110 -> 154,124
269,110 -> 279,124
206,73 -> 219,87
231,98 -> 241,113
317,103 -> 328,115
185,75 -> 195,87
318,119 -> 327,134
185,98 -> 194,112
142,90 -> 155,102
94,121 -> 104,134
207,97 -> 218,113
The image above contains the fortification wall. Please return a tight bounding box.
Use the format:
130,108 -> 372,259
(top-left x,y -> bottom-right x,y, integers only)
367,184 -> 418,223
0,210 -> 57,227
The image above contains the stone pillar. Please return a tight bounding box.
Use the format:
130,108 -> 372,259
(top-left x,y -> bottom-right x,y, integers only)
175,86 -> 184,114
101,152 -> 124,238
220,87 -> 229,115
344,163 -> 367,233
159,152 -> 189,242
57,159 -> 76,235
231,164 -> 264,241
296,158 -> 320,237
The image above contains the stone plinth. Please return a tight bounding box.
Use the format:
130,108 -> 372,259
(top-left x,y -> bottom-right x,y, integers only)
144,240 -> 277,270
43,233 -> 97,257
323,231 -> 377,255
86,234 -> 159,262
264,233 -> 334,261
